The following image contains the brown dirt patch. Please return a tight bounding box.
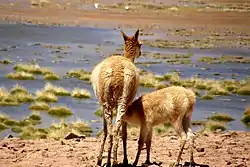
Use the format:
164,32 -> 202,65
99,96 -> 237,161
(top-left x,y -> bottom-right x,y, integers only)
0,0 -> 250,30
0,131 -> 250,167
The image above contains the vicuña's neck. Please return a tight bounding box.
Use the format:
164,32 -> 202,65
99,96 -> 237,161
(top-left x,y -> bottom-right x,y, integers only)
124,52 -> 135,62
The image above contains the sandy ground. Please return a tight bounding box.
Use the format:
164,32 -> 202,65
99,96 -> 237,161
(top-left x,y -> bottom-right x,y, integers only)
0,131 -> 250,167
0,1 -> 250,167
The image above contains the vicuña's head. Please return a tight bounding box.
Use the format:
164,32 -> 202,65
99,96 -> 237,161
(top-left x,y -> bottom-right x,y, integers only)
121,29 -> 142,62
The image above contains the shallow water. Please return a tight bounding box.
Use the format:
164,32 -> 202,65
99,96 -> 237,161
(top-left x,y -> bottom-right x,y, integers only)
0,23 -> 249,139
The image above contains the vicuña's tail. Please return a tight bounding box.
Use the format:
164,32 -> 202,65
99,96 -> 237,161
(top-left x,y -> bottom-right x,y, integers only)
186,89 -> 196,111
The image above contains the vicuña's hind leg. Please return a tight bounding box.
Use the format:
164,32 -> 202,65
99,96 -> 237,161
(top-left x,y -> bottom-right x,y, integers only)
183,114 -> 196,165
106,111 -> 113,167
97,107 -> 108,166
145,128 -> 153,164
112,103 -> 126,165
122,121 -> 128,165
173,119 -> 188,166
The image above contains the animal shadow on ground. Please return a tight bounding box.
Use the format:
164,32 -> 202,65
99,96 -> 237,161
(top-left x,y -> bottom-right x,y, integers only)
182,162 -> 209,167
111,161 -> 162,167
110,161 -> 209,167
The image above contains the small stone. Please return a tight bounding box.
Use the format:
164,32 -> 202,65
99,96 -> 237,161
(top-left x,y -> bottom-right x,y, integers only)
64,132 -> 86,140
44,148 -> 48,151
170,136 -> 177,140
2,144 -> 7,147
5,134 -> 14,139
196,147 -> 205,152
168,151 -> 172,157
227,161 -> 232,165
20,143 -> 25,147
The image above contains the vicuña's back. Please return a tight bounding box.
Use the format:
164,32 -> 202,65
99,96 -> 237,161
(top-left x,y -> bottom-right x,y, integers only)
124,86 -> 195,126
91,56 -> 139,107
91,29 -> 142,167
122,86 -> 197,166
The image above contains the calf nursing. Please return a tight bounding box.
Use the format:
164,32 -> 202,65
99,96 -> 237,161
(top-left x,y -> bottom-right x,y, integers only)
91,29 -> 142,166
122,86 -> 196,166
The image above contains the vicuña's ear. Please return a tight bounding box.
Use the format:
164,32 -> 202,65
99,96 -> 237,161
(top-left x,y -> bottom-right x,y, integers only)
134,29 -> 140,40
121,30 -> 128,41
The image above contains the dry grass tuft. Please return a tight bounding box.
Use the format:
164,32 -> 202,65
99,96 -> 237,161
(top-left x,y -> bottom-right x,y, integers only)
29,102 -> 50,111
14,64 -> 52,75
44,72 -> 60,80
71,88 -> 91,99
44,83 -> 70,96
208,113 -> 235,122
66,69 -> 91,82
237,83 -> 250,95
48,105 -> 73,117
204,121 -> 226,132
35,90 -> 58,102
7,71 -> 36,80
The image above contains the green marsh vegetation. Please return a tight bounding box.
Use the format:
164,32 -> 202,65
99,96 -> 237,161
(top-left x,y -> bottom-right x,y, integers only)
145,52 -> 194,65
19,119 -> 92,140
198,55 -> 250,64
66,69 -> 91,82
48,105 -> 73,117
138,69 -> 250,101
94,108 -> 102,117
35,90 -> 58,102
8,63 -> 61,81
208,113 -> 235,122
29,102 -> 50,111
142,34 -> 250,49
241,106 -> 250,126
0,85 -> 34,106
1,109 -> 92,140
204,121 -> 226,132
0,59 -> 11,64
7,71 -> 36,80
44,72 -> 60,80
14,64 -> 53,75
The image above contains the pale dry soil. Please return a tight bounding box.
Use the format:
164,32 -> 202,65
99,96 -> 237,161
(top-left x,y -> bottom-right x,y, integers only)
0,131 -> 250,167
0,0 -> 250,32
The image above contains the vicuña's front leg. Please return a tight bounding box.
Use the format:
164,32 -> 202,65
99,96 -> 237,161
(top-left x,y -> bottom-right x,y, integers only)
175,134 -> 187,166
122,121 -> 128,165
133,125 -> 148,166
187,129 -> 196,166
145,128 -> 153,165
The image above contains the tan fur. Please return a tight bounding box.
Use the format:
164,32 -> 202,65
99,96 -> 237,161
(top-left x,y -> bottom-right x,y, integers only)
91,29 -> 141,167
122,86 -> 196,166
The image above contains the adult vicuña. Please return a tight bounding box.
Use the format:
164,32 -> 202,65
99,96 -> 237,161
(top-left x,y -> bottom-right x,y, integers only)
91,29 -> 142,166
122,86 -> 197,166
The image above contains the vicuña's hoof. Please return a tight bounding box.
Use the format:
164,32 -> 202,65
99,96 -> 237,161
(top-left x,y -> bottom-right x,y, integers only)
97,160 -> 102,166
123,159 -> 128,165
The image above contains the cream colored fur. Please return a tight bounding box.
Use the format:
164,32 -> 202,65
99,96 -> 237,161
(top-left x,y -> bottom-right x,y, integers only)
91,29 -> 141,167
122,86 -> 196,166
